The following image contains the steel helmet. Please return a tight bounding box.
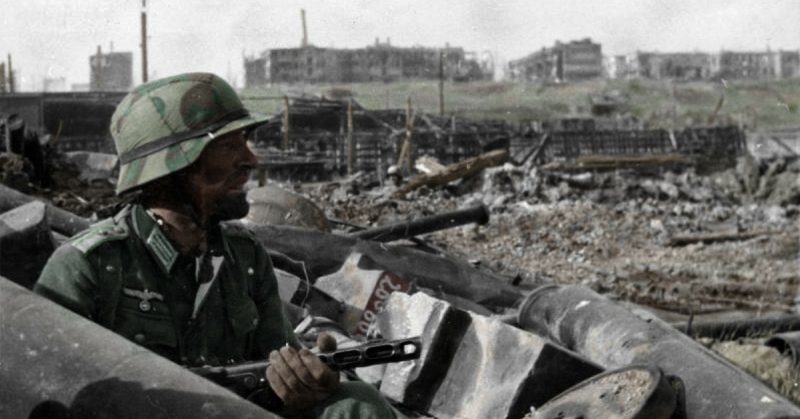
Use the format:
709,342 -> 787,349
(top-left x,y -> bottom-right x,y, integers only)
110,72 -> 268,195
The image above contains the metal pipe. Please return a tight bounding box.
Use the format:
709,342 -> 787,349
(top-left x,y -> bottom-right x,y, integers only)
0,277 -> 278,419
348,204 -> 489,243
672,314 -> 800,340
517,284 -> 800,419
765,331 -> 800,367
252,223 -> 522,308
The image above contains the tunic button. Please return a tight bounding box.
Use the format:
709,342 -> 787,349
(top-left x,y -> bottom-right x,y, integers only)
247,267 -> 254,276
252,318 -> 259,326
105,265 -> 115,272
134,333 -> 145,343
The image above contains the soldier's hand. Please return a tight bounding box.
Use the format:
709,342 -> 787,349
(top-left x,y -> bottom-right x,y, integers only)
266,333 -> 340,410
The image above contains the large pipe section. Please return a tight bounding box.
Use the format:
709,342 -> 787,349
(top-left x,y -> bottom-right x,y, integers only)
766,331 -> 800,367
0,183 -> 90,236
0,277 -> 278,419
517,284 -> 800,419
348,204 -> 489,243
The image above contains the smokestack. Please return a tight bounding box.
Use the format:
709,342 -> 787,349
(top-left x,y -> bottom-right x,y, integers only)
300,9 -> 308,48
141,0 -> 148,82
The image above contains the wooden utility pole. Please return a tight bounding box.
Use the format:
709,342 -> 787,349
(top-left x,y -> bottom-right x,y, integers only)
438,49 -> 445,116
282,95 -> 290,150
346,99 -> 355,174
94,45 -> 103,90
0,62 -> 6,94
397,96 -> 415,173
7,54 -> 14,93
141,0 -> 149,82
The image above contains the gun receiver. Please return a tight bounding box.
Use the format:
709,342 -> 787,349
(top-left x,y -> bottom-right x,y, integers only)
190,336 -> 422,403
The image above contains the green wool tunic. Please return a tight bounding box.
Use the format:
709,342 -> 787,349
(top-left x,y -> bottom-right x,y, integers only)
35,204 -> 399,419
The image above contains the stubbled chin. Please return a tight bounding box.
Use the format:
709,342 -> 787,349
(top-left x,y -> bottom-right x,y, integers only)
210,191 -> 250,222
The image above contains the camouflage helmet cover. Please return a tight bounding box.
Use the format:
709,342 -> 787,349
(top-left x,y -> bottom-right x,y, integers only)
111,72 -> 268,194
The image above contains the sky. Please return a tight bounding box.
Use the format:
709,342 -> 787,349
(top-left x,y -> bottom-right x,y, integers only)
2,0 -> 799,90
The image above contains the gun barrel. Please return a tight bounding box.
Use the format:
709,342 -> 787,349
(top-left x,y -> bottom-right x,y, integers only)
349,205 -> 489,243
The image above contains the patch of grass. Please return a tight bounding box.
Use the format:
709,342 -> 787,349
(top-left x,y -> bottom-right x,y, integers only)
711,339 -> 800,404
240,78 -> 800,130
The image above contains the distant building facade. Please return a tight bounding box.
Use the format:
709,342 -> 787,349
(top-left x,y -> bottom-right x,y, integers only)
508,38 -> 603,82
613,49 -> 800,81
90,51 -> 133,91
245,40 -> 493,86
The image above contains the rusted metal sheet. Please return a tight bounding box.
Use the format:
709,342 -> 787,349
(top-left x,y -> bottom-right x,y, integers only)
517,284 -> 800,419
0,277 -> 278,419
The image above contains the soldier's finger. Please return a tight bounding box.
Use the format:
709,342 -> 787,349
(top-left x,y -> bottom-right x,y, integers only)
266,361 -> 292,402
269,349 -> 309,396
299,348 -> 338,389
280,346 -> 318,389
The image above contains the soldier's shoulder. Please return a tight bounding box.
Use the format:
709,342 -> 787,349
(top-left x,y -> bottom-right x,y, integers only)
221,221 -> 258,242
68,217 -> 130,254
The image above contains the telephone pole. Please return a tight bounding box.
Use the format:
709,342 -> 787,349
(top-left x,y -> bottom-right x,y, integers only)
141,0 -> 149,82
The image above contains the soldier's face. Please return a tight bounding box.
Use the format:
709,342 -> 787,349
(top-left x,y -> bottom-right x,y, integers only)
182,129 -> 257,223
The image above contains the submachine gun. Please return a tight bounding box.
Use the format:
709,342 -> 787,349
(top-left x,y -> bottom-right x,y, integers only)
190,336 -> 422,409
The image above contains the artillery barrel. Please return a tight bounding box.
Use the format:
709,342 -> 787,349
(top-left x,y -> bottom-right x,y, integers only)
349,204 -> 489,243
517,284 -> 800,419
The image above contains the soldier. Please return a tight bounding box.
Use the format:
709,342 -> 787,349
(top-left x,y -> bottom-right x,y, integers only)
34,73 -> 400,418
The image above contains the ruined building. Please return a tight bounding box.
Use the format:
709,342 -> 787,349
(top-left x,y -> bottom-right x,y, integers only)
89,49 -> 133,92
507,38 -> 604,82
244,40 -> 493,86
613,49 -> 800,81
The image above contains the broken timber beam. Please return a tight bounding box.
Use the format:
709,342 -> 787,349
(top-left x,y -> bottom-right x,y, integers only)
667,229 -> 778,247
392,149 -> 508,199
541,153 -> 692,171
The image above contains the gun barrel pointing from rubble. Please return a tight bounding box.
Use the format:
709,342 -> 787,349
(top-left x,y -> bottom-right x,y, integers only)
348,204 -> 489,242
516,284 -> 800,419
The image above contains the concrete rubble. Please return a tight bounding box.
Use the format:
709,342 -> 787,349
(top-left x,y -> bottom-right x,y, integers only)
0,119 -> 798,417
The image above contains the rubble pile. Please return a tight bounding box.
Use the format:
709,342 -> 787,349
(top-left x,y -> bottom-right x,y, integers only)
300,155 -> 799,316
0,149 -> 118,219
